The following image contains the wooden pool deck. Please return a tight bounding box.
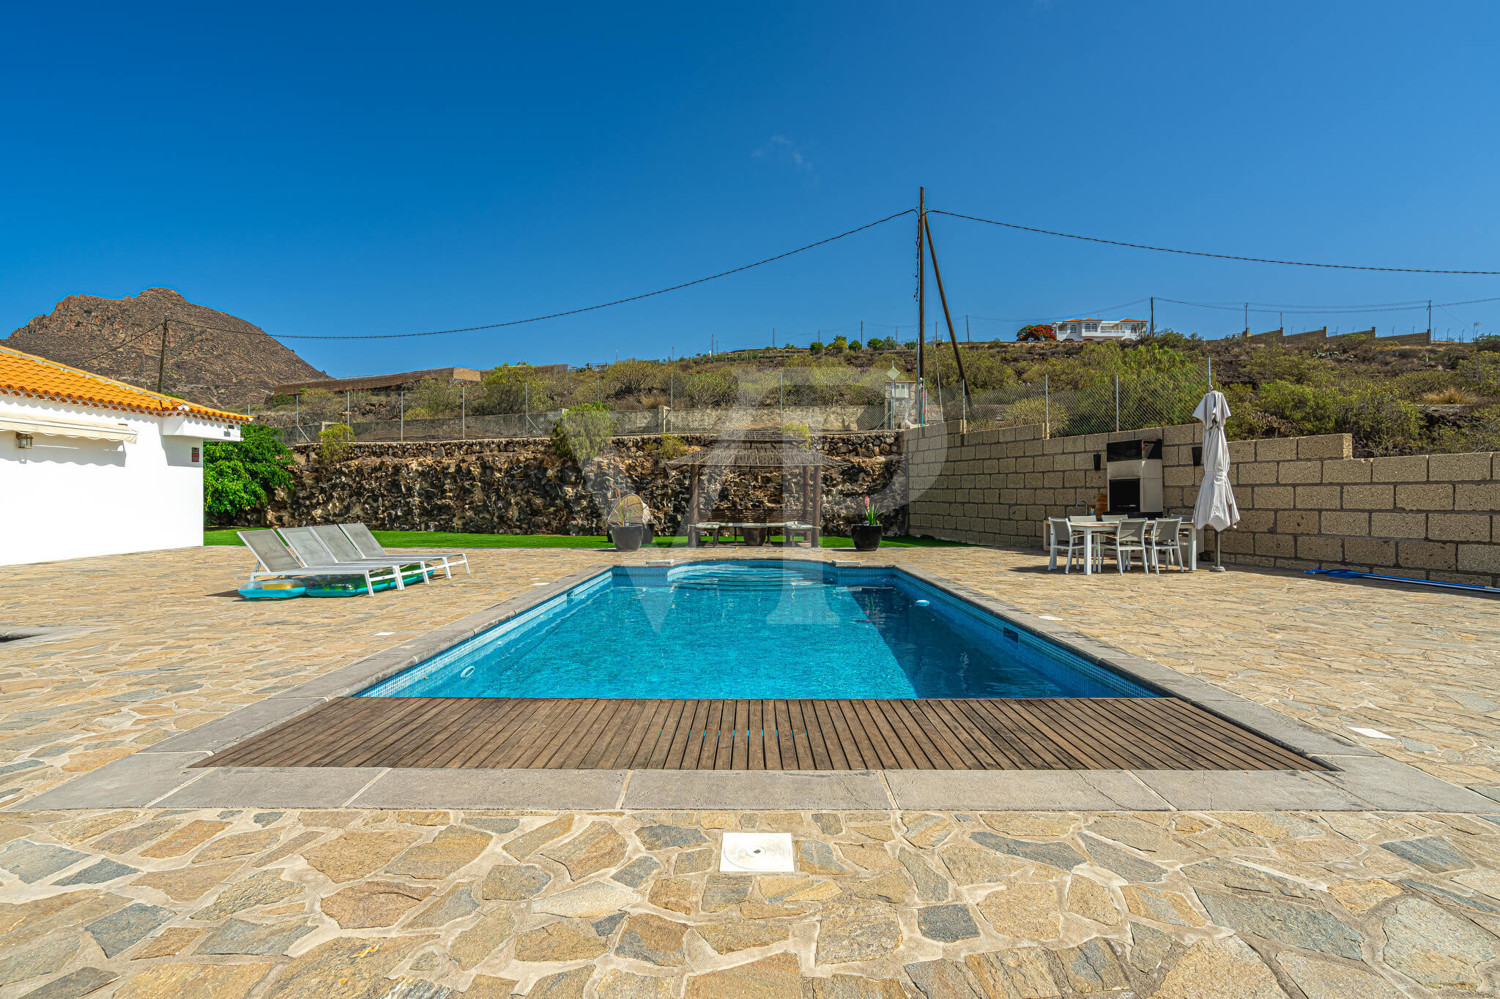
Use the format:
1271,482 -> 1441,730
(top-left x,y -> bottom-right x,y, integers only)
198,696 -> 1323,771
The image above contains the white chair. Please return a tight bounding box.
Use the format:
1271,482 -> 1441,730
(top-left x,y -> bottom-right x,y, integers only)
1103,518 -> 1151,573
1147,517 -> 1185,573
1047,518 -> 1085,573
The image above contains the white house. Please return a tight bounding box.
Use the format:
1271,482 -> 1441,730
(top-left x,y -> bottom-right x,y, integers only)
0,345 -> 249,566
1055,318 -> 1147,342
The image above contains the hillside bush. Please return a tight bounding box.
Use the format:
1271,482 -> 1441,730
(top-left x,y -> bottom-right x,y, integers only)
551,403 -> 616,462
1257,380 -> 1339,435
682,369 -> 736,407
408,376 -> 460,417
781,421 -> 812,446
204,424 -> 294,525
1458,355 -> 1500,396
657,433 -> 689,461
317,423 -> 357,463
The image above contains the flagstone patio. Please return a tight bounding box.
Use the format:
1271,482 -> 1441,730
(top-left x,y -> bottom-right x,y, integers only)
2,545 -> 1499,997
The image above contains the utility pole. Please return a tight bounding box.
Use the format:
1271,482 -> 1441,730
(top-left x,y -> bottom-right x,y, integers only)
965,314 -> 970,342
155,318 -> 169,393
1428,300 -> 1433,337
1149,297 -> 1154,334
772,328 -> 776,348
1244,303 -> 1249,335
917,186 -> 926,401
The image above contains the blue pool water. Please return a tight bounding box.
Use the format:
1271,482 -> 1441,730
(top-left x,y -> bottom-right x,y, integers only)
361,562 -> 1157,699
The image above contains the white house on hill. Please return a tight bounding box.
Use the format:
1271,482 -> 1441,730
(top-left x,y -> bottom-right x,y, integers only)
1055,318 -> 1147,342
0,345 -> 250,566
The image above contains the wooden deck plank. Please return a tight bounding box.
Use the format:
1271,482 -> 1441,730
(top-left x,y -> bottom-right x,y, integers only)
730,700 -> 751,770
645,696 -> 690,765
195,696 -> 1323,772
748,700 -> 766,770
591,700 -> 651,770
809,700 -> 851,771
465,698 -> 569,768
833,699 -> 884,769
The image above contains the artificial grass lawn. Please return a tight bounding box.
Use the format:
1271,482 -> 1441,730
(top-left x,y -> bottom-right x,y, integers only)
204,529 -> 963,550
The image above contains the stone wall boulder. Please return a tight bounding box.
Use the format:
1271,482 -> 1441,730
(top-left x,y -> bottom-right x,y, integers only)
271,432 -> 907,536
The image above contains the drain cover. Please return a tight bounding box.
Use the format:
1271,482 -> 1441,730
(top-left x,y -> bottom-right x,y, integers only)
720,832 -> 795,873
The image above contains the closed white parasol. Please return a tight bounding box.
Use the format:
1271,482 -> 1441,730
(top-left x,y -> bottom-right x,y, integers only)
1193,390 -> 1240,571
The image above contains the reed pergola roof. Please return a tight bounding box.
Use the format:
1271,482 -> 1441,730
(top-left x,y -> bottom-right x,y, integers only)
664,430 -> 847,469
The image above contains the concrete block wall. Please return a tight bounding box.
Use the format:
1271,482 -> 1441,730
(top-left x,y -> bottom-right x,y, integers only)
904,421 -> 1200,549
905,421 -> 1500,589
1222,439 -> 1499,588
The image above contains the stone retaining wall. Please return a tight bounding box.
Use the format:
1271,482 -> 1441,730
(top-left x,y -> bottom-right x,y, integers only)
904,422 -> 1499,588
270,432 -> 907,537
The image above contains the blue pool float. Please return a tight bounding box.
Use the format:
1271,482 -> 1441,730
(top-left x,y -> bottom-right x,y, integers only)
238,580 -> 305,600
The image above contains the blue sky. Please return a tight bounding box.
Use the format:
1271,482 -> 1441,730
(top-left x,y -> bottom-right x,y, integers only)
3,1 -> 1498,376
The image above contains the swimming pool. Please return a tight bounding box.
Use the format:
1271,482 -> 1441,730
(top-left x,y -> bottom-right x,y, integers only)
361,561 -> 1158,700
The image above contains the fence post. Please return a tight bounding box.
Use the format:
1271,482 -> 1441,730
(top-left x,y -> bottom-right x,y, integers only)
461,385 -> 466,439
524,382 -> 529,432
1207,356 -> 1214,389
669,373 -> 674,431
961,379 -> 967,426
345,389 -> 350,427
1044,374 -> 1049,437
779,372 -> 784,426
1114,374 -> 1121,432
400,389 -> 405,442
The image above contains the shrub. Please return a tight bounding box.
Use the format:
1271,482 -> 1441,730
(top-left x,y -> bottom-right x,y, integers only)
1458,355 -> 1500,396
551,403 -> 616,462
204,424 -> 294,525
781,421 -> 812,446
605,359 -> 658,397
1339,386 -> 1422,452
809,341 -> 825,354
317,423 -> 356,463
682,370 -> 736,407
658,433 -> 689,461
1256,380 -> 1339,435
408,376 -> 460,417
1475,334 -> 1500,353
298,387 -> 340,421
903,340 -> 918,350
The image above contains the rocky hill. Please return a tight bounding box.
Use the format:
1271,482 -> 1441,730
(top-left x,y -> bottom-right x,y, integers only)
3,288 -> 325,412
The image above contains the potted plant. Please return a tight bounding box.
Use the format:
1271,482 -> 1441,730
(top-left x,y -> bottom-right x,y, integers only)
851,497 -> 883,551
608,494 -> 649,551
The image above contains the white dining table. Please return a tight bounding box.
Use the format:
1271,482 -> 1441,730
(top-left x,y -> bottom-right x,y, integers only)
1052,518 -> 1200,575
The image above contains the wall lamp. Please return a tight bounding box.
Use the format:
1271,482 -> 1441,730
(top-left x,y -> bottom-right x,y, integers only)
15,432 -> 32,449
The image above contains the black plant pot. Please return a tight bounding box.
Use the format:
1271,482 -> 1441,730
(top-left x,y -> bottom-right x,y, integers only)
611,525 -> 646,551
851,524 -> 883,551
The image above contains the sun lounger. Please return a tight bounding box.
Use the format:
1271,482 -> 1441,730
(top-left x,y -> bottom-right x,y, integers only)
277,526 -> 437,590
236,529 -> 392,596
339,523 -> 469,577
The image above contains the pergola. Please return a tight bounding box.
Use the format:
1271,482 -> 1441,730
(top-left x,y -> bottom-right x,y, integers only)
665,430 -> 846,548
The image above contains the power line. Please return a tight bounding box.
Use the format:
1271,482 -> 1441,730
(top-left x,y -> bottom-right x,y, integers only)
1157,294 -> 1500,316
929,209 -> 1500,275
258,209 -> 912,341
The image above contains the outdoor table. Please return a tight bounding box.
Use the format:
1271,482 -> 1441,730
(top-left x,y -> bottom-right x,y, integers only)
689,521 -> 819,547
1054,518 -> 1199,575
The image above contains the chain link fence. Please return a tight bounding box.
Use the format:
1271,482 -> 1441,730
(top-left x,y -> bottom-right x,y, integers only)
252,359 -> 1213,444
966,360 -> 1211,439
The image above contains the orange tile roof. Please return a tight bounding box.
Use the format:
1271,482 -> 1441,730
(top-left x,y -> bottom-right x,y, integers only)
0,345 -> 249,423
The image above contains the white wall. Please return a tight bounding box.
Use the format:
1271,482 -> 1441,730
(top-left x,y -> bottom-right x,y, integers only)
0,395 -> 212,566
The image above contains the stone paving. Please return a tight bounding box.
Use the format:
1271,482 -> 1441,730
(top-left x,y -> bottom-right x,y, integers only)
2,545 -> 1500,996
